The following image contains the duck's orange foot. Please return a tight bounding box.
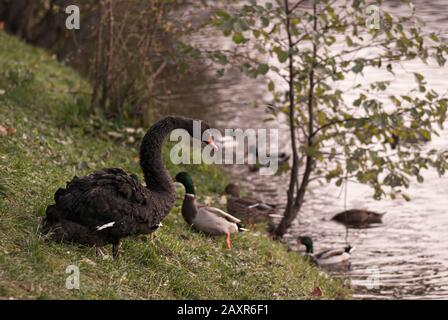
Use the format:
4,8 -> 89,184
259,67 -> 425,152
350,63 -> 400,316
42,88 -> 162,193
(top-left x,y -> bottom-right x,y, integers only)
226,232 -> 232,250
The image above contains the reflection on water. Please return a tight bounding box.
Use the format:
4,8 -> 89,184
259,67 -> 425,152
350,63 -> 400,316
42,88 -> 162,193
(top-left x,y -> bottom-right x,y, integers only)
157,0 -> 448,299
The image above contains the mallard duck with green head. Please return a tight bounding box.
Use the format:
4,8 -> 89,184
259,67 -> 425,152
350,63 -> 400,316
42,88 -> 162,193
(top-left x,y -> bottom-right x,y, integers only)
224,183 -> 277,224
175,172 -> 246,249
299,236 -> 354,266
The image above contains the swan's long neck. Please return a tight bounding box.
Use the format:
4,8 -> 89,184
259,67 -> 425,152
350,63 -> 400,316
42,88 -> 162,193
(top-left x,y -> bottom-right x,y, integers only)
140,117 -> 192,193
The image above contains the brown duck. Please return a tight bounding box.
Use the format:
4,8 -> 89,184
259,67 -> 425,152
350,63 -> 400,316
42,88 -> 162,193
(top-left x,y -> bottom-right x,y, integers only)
224,183 -> 277,224
331,209 -> 385,228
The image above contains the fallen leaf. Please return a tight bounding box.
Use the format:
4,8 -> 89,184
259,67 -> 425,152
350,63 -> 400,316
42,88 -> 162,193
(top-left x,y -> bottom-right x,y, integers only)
0,89 -> 5,95
0,125 -> 16,136
107,131 -> 124,139
124,127 -> 136,134
311,286 -> 323,297
81,258 -> 97,266
19,283 -> 34,292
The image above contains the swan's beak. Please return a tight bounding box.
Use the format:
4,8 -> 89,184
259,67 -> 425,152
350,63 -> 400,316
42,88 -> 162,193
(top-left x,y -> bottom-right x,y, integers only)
207,137 -> 219,150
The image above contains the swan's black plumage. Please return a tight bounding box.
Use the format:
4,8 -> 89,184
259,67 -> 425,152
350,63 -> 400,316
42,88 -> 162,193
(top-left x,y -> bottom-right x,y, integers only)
41,116 -> 213,257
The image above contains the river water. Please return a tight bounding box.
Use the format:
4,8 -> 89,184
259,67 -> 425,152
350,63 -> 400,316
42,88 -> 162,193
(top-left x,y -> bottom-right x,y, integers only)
159,0 -> 448,299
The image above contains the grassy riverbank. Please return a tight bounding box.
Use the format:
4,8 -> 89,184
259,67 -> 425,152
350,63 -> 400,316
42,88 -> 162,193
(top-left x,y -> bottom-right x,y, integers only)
0,33 -> 349,299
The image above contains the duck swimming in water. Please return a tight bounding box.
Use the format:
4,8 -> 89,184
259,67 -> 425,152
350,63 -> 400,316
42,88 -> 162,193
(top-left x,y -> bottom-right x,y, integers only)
331,209 -> 385,228
299,236 -> 354,266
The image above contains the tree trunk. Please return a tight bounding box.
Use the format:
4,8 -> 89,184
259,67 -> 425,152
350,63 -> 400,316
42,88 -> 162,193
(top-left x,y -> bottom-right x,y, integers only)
91,0 -> 104,110
32,1 -> 62,48
273,0 -> 301,239
99,0 -> 113,111
275,1 -> 317,238
3,0 -> 33,38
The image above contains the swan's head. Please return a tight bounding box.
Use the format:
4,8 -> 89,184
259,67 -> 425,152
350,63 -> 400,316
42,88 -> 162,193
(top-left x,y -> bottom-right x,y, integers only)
181,119 -> 218,150
200,122 -> 218,150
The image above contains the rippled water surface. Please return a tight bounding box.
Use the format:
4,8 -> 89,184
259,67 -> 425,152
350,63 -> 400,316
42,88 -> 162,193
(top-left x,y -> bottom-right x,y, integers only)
159,0 -> 448,299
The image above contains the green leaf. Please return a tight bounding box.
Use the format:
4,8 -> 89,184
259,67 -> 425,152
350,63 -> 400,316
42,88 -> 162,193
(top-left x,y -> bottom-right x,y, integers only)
335,178 -> 343,187
345,36 -> 354,47
268,81 -> 275,92
216,10 -> 231,20
389,95 -> 401,107
257,64 -> 269,75
302,146 -> 320,157
232,32 -> 247,44
274,47 -> 288,63
346,159 -> 359,173
430,33 -> 440,42
316,111 -> 327,125
261,16 -> 270,28
414,72 -> 425,83
326,166 -> 343,180
352,60 -> 364,73
353,93 -> 366,107
419,130 -> 431,141
401,193 -> 411,201
436,51 -> 446,67
213,52 -> 228,65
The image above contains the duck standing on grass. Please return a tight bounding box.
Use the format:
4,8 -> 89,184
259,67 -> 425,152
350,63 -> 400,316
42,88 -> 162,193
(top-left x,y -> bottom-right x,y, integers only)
175,172 -> 246,249
224,183 -> 277,224
298,236 -> 354,266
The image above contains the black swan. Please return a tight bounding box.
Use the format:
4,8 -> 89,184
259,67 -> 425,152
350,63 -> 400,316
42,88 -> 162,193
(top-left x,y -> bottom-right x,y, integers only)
41,116 -> 217,258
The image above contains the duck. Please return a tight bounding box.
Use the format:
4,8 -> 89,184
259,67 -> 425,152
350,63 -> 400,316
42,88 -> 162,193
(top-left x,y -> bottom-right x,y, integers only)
41,116 -> 217,259
224,183 -> 277,224
331,209 -> 385,228
175,172 -> 246,249
299,236 -> 354,266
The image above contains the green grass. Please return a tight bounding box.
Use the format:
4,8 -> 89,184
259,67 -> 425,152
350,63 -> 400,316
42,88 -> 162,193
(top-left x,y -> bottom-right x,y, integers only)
0,33 -> 349,299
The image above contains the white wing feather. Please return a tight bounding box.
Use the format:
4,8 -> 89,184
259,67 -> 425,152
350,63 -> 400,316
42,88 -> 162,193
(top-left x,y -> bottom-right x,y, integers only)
200,206 -> 241,224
